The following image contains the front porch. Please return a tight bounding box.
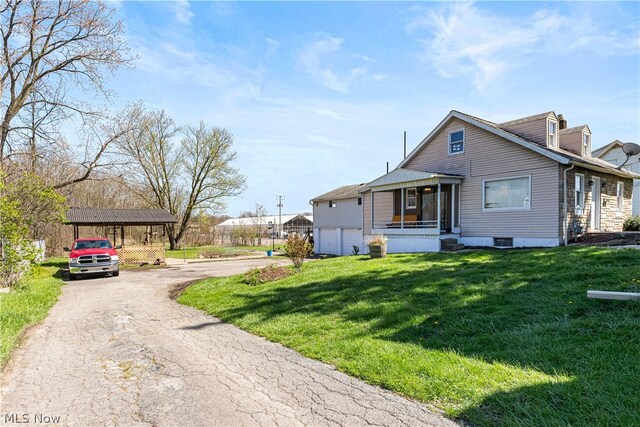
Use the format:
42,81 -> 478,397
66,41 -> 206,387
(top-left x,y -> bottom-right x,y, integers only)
368,169 -> 463,233
366,168 -> 464,252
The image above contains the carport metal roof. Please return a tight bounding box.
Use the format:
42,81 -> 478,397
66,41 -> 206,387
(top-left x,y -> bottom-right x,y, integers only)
66,208 -> 177,226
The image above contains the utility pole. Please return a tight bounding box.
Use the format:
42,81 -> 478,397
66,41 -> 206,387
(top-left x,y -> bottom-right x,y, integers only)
276,195 -> 285,238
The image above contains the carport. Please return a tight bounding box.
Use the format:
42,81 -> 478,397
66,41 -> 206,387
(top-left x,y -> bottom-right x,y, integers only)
65,208 -> 177,265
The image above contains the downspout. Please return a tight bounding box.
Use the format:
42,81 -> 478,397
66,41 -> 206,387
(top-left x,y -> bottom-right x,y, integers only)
563,163 -> 576,246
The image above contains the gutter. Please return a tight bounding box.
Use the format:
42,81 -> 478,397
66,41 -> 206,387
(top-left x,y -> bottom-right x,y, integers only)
570,160 -> 640,179
563,164 -> 575,246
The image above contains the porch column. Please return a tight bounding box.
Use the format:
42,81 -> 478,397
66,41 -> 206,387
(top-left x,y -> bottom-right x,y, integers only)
371,191 -> 375,231
437,183 -> 441,231
451,184 -> 456,230
400,188 -> 405,229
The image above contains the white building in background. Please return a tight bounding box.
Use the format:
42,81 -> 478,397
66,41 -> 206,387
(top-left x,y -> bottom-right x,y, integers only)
593,140 -> 640,216
217,214 -> 313,237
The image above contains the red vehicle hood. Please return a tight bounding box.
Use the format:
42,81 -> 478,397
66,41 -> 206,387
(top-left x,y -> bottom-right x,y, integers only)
69,248 -> 117,258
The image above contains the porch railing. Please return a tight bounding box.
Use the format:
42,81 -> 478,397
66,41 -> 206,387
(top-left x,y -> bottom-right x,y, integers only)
373,220 -> 439,229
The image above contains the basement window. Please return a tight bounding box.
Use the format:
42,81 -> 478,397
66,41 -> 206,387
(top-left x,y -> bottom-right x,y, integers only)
494,237 -> 513,247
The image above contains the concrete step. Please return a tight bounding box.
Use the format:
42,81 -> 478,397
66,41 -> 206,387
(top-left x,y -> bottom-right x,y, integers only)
441,242 -> 465,252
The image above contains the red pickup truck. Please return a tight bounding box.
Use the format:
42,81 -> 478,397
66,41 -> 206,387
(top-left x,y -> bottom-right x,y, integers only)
65,238 -> 120,280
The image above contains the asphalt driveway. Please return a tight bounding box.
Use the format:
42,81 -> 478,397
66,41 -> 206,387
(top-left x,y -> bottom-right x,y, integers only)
0,258 -> 458,426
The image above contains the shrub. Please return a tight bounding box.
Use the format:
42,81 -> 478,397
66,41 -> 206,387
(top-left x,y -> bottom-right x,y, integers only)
623,215 -> 640,232
284,234 -> 313,269
243,264 -> 292,286
365,234 -> 388,246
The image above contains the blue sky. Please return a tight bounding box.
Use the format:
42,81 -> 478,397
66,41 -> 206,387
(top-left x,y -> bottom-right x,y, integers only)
106,1 -> 640,216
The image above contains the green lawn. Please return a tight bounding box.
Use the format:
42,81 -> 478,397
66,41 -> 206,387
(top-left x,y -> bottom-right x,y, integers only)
166,245 -> 278,259
0,259 -> 65,367
179,246 -> 640,426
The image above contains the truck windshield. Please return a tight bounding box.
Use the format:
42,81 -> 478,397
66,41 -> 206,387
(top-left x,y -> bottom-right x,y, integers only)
74,240 -> 112,250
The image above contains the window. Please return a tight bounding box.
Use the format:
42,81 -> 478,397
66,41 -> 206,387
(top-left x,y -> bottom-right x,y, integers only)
617,182 -> 624,210
329,200 -> 336,208
575,174 -> 584,215
548,121 -> 557,146
448,129 -> 464,155
494,237 -> 513,247
357,197 -> 362,206
583,133 -> 590,156
406,188 -> 417,209
483,176 -> 531,211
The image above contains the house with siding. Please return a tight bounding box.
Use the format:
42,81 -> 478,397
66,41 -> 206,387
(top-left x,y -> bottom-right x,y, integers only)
593,140 -> 640,216
314,110 -> 638,255
310,184 -> 366,255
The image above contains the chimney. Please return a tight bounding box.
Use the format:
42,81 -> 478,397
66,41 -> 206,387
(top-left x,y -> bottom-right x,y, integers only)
558,114 -> 567,130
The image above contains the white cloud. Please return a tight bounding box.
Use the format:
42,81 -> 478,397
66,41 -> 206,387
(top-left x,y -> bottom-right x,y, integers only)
265,37 -> 280,57
407,2 -> 639,91
313,108 -> 346,121
305,134 -> 342,148
298,35 -> 370,92
172,0 -> 194,24
372,74 -> 387,81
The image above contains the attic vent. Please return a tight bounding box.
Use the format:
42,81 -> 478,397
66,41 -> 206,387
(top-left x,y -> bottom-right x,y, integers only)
494,237 -> 513,247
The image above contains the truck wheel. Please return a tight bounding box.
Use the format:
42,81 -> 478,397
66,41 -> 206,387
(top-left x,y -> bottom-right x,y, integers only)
112,269 -> 119,277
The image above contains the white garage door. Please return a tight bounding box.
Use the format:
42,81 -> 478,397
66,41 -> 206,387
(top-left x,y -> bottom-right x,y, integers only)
341,229 -> 363,255
318,228 -> 337,255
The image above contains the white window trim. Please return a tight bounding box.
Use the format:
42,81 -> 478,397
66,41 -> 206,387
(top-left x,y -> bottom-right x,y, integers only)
481,175 -> 532,212
406,188 -> 417,209
448,128 -> 465,156
582,132 -> 591,157
575,173 -> 585,215
548,120 -> 558,147
617,181 -> 624,211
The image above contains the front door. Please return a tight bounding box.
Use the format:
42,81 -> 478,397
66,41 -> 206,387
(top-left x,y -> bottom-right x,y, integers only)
591,177 -> 601,230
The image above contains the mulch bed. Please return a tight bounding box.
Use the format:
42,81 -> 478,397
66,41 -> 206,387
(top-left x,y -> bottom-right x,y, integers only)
574,232 -> 640,246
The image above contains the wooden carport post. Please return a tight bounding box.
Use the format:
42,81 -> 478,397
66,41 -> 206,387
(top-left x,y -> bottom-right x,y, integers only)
121,226 -> 125,246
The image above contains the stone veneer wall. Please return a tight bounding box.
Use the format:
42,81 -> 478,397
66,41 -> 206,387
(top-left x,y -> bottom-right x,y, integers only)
563,167 -> 633,238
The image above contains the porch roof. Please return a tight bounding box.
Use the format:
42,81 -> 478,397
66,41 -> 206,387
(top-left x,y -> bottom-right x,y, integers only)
366,168 -> 463,192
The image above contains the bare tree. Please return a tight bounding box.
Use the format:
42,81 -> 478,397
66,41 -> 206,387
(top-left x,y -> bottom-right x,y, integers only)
118,110 -> 246,249
1,0 -> 132,164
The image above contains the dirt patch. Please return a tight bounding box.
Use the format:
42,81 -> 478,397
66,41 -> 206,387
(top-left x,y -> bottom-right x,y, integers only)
168,279 -> 202,300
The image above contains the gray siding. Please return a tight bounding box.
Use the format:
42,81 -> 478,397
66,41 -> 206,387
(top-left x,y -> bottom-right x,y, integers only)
362,191 -> 393,235
559,128 -> 588,156
313,197 -> 363,228
500,113 -> 553,146
404,117 -> 561,238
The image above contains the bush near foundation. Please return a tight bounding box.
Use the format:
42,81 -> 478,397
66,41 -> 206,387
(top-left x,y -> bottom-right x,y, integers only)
623,216 -> 640,231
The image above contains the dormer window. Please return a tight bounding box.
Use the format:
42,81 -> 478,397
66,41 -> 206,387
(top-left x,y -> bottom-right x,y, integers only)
448,129 -> 464,155
582,133 -> 590,156
548,121 -> 557,147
